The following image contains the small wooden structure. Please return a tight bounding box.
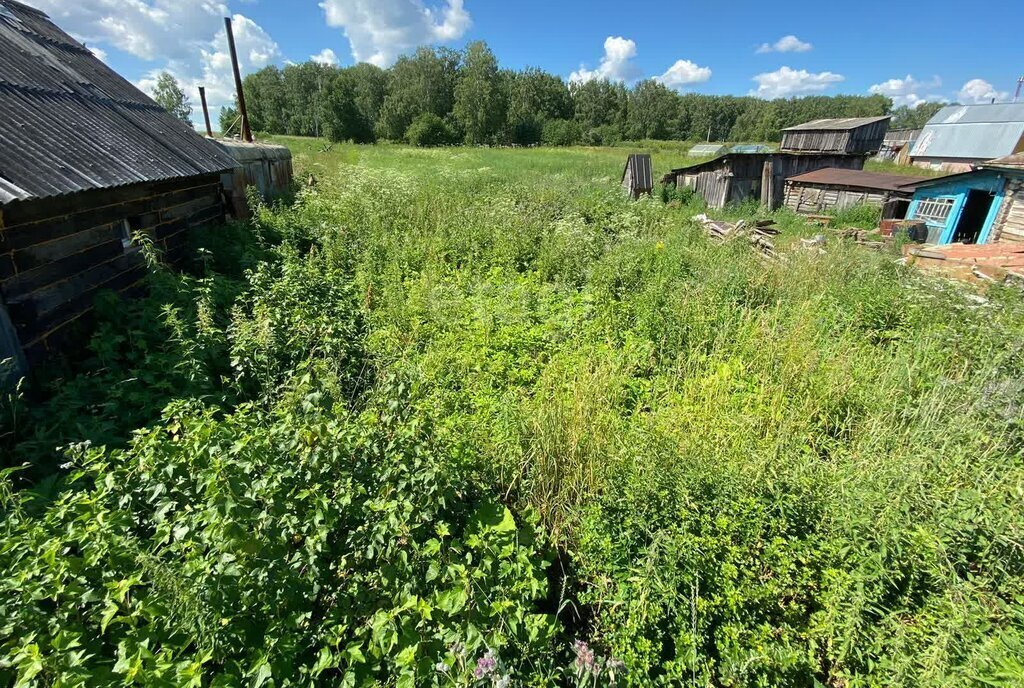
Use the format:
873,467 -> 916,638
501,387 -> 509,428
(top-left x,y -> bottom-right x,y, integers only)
622,154 -> 654,199
783,169 -> 931,219
217,140 -> 294,219
688,143 -> 729,158
662,153 -> 868,210
876,129 -> 921,164
781,117 -> 891,155
905,158 -> 1024,246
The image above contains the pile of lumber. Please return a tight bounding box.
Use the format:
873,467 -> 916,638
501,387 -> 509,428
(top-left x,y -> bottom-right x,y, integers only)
692,214 -> 780,261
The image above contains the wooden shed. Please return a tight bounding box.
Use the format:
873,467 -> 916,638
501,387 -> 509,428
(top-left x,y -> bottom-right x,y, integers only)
0,0 -> 238,376
622,154 -> 654,199
876,129 -> 921,164
781,117 -> 891,155
662,153 -> 869,210
783,169 -> 930,219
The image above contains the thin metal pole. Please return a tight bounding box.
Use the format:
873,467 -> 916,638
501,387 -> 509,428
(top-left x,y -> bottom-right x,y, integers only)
1015,76 -> 1024,103
224,17 -> 252,142
199,86 -> 213,137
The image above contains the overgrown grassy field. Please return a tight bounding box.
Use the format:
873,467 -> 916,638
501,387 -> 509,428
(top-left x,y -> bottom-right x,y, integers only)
2,141 -> 1022,687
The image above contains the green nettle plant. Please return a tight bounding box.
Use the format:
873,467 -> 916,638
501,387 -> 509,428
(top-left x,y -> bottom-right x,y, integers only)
0,388 -> 559,686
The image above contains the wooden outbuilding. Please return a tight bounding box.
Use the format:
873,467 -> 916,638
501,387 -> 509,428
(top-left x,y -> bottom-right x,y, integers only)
876,129 -> 921,164
781,117 -> 891,155
662,153 -> 868,210
783,169 -> 931,220
622,154 -> 654,199
905,157 -> 1024,245
0,0 -> 240,376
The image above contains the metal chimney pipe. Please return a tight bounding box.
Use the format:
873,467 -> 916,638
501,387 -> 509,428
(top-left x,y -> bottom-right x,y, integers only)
199,86 -> 213,137
224,16 -> 252,142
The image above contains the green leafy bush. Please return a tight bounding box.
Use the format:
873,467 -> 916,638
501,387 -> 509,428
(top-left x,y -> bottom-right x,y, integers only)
406,114 -> 457,148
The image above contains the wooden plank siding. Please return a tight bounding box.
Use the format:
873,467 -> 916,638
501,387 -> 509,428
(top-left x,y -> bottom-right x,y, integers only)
0,174 -> 224,363
993,178 -> 1024,243
781,120 -> 890,155
673,154 -> 867,210
784,183 -> 889,214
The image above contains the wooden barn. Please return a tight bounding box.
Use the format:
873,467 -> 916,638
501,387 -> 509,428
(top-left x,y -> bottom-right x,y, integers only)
621,154 -> 654,199
781,117 -> 891,155
662,153 -> 868,210
0,0 -> 240,375
783,169 -> 930,220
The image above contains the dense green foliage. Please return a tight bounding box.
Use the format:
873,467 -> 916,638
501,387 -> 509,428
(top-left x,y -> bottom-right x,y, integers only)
3,142 -> 1023,686
239,44 -> 947,147
151,73 -> 193,124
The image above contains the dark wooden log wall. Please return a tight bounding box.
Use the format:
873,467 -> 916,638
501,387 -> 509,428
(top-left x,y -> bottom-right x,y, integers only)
0,174 -> 224,363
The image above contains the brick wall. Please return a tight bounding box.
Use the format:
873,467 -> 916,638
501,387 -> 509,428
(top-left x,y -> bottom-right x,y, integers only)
0,175 -> 224,364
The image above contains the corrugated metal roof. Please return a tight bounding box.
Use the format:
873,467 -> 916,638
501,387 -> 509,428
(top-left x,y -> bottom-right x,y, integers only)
0,0 -> 237,205
782,116 -> 891,132
785,168 -> 931,193
910,104 -> 1024,161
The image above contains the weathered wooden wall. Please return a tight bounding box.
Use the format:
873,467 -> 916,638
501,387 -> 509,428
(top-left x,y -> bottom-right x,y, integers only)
993,178 -> 1024,243
782,120 -> 889,155
0,175 -> 224,363
784,183 -> 889,214
675,154 -> 867,210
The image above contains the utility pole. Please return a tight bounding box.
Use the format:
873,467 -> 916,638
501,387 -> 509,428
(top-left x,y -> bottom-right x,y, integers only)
198,86 -> 213,137
1015,76 -> 1024,103
224,16 -> 252,142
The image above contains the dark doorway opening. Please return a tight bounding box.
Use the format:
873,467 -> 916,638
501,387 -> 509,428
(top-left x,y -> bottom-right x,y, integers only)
952,189 -> 995,244
884,198 -> 911,220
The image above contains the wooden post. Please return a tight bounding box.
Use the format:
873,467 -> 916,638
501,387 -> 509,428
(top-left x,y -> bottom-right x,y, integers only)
224,17 -> 252,143
761,161 -> 773,208
198,86 -> 213,137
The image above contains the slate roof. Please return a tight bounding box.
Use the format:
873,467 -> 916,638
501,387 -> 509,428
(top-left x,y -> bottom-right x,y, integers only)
0,0 -> 236,205
910,104 -> 1024,162
782,116 -> 891,132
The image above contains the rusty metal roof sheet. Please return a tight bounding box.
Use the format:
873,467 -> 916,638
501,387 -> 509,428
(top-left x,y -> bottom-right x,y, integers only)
782,116 -> 891,132
0,0 -> 237,205
910,104 -> 1024,161
983,153 -> 1024,170
785,168 -> 933,193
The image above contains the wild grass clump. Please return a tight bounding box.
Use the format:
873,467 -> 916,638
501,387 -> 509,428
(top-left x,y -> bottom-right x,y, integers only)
2,143 -> 1023,687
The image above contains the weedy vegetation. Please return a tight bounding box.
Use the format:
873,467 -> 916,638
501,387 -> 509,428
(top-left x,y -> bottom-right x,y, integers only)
1,140 -> 1023,687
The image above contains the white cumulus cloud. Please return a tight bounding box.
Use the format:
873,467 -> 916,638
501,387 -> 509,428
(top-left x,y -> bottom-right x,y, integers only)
751,66 -> 844,99
958,78 -> 1009,104
656,59 -> 712,90
318,0 -> 470,67
570,36 -> 641,84
868,74 -> 943,107
311,48 -> 340,66
756,35 -> 812,54
136,14 -> 281,122
28,0 -> 230,63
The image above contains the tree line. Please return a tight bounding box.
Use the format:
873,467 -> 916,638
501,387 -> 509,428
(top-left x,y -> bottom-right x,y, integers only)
209,42 -> 946,147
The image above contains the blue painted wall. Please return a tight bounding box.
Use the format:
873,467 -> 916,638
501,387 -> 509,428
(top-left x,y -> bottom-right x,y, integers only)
907,170 -> 1022,245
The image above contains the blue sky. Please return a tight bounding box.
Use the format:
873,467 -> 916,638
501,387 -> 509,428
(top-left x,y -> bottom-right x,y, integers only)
27,0 -> 1024,124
